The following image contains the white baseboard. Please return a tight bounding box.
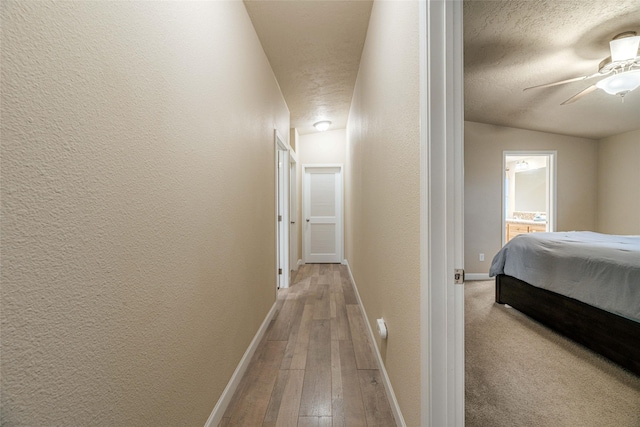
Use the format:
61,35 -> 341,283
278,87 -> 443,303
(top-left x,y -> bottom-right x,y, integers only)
465,273 -> 491,281
297,259 -> 304,267
342,260 -> 406,427
204,301 -> 278,427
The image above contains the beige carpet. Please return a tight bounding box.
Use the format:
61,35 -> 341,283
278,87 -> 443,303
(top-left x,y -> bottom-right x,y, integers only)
465,280 -> 640,427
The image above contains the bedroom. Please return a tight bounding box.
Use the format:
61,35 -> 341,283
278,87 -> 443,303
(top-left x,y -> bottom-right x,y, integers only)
464,1 -> 639,277
463,1 -> 639,425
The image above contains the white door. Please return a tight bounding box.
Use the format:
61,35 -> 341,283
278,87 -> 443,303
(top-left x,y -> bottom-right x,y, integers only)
275,132 -> 290,289
290,155 -> 299,272
303,165 -> 343,263
277,149 -> 286,288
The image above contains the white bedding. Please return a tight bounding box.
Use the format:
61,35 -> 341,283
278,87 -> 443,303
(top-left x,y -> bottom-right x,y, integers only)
489,231 -> 640,322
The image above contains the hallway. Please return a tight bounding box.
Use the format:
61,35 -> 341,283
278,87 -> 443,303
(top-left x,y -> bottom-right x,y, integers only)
220,264 -> 396,426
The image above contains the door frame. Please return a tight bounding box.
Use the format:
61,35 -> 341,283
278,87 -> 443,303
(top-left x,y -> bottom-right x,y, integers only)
302,164 -> 344,264
275,131 -> 291,289
502,151 -> 557,245
289,150 -> 299,272
421,0 -> 465,426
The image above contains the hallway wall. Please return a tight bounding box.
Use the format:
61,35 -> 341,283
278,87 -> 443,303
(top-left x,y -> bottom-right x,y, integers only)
1,2 -> 289,425
298,129 -> 347,165
345,1 -> 421,425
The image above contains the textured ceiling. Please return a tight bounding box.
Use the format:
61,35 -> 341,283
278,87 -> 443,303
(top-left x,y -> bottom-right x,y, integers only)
464,0 -> 640,140
244,0 -> 373,135
246,0 -> 639,139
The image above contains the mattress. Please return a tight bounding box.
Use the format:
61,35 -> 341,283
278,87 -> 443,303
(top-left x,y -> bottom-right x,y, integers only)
489,231 -> 640,322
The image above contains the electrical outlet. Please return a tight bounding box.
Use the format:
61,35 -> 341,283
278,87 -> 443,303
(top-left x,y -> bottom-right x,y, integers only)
479,253 -> 485,262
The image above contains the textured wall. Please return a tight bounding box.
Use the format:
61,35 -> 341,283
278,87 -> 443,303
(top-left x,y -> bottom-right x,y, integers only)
597,129 -> 640,234
299,129 -> 347,165
345,1 -> 421,424
464,121 -> 599,275
1,1 -> 289,425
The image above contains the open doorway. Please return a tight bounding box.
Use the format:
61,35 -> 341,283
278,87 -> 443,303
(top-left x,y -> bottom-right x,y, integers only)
275,131 -> 290,290
502,151 -> 557,245
289,151 -> 299,275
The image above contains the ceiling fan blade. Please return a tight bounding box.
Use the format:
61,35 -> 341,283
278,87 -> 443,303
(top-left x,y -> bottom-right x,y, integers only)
561,84 -> 598,105
524,74 -> 598,91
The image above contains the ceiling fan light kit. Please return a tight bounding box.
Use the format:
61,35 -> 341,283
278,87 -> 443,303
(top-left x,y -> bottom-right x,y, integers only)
525,31 -> 640,104
610,33 -> 640,62
595,69 -> 640,96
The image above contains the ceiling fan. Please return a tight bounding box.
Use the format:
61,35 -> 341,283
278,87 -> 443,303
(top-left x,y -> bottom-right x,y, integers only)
524,31 -> 640,105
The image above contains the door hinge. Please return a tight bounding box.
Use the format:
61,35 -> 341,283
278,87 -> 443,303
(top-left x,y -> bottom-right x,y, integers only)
278,268 -> 283,275
278,215 -> 282,222
454,269 -> 465,285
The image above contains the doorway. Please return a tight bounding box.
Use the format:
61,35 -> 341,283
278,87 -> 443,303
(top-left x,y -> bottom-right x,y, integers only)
502,151 -> 557,245
302,164 -> 343,264
275,132 -> 290,289
289,152 -> 299,273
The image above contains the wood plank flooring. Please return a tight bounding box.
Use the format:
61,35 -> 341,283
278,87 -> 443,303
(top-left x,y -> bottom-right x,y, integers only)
220,264 -> 396,427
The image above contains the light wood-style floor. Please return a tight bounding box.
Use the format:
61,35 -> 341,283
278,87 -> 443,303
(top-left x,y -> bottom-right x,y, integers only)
220,263 -> 396,427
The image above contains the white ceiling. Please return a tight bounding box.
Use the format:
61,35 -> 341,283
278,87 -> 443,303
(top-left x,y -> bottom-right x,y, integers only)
244,0 -> 373,135
464,0 -> 640,140
246,0 -> 639,139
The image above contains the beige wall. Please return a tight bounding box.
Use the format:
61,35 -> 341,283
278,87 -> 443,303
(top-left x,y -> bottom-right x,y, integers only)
464,121 -> 599,274
345,1 -> 421,424
1,2 -> 289,425
597,129 -> 640,234
290,128 -> 299,153
297,129 -> 347,262
299,129 -> 347,165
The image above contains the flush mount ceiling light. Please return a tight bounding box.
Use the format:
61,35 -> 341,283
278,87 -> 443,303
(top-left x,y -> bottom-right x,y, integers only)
524,31 -> 640,104
515,160 -> 529,171
313,121 -> 331,132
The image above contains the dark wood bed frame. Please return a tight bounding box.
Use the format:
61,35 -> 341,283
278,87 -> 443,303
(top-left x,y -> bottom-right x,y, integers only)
495,274 -> 640,376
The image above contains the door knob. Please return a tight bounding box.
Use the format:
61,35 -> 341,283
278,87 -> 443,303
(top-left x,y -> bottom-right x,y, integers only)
306,218 -> 310,222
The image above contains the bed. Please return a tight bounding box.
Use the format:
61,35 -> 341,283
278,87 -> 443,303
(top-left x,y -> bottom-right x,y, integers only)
489,231 -> 640,376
